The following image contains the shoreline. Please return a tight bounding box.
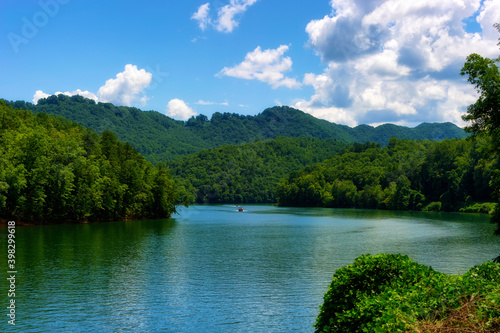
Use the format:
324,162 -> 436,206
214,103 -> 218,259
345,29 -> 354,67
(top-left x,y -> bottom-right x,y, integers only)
2,203 -> 493,226
0,215 -> 172,226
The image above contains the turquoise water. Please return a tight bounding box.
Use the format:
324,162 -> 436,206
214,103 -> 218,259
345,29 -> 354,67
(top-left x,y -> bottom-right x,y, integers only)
1,205 -> 498,332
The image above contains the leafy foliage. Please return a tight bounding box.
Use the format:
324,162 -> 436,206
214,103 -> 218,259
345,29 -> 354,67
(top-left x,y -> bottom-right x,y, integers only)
168,137 -> 348,203
461,53 -> 500,135
2,96 -> 475,209
277,138 -> 494,211
315,254 -> 500,332
5,95 -> 467,162
460,44 -> 500,238
459,201 -> 496,214
0,101 -> 179,223
7,95 -> 201,163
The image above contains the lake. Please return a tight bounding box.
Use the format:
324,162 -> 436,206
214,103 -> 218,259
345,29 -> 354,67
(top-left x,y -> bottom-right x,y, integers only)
1,205 -> 499,332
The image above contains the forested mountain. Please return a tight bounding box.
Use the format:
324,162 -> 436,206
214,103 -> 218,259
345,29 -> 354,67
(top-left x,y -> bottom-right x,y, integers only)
6,95 -> 467,163
276,137 -> 495,212
8,96 -> 203,163
0,101 -> 179,223
4,95 -> 474,208
168,137 -> 349,203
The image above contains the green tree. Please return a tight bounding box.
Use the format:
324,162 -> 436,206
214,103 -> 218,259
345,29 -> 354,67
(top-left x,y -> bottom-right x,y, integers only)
0,101 -> 180,223
5,97 -> 468,162
460,23 -> 500,261
461,56 -> 500,135
277,137 -> 492,212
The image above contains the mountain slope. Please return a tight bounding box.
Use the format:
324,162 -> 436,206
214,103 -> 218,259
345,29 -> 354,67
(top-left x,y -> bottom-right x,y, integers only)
0,100 -> 178,223
6,95 -> 467,162
276,138 -> 493,211
169,137 -> 349,203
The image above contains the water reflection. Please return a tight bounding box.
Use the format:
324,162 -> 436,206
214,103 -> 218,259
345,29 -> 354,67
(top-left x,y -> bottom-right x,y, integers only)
0,206 -> 498,332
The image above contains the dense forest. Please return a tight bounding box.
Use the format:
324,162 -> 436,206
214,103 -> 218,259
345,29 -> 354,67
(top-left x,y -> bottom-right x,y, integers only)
5,95 -> 467,162
276,137 -> 495,213
168,137 -> 349,203
0,101 -> 180,223
1,95 -> 492,214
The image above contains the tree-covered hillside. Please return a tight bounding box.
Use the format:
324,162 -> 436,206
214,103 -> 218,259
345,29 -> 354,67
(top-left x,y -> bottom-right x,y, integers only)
276,137 -> 494,212
168,137 -> 348,203
6,95 -> 467,163
0,101 -> 179,223
8,95 -> 204,163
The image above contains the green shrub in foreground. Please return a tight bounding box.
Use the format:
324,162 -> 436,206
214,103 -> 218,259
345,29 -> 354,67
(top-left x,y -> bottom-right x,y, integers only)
315,254 -> 500,333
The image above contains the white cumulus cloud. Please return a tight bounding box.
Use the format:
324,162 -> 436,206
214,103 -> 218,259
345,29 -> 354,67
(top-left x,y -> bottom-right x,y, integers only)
216,0 -> 258,33
33,89 -> 98,104
476,0 -> 500,40
217,45 -> 301,89
32,90 -> 50,104
295,0 -> 500,127
192,3 -> 211,30
191,0 -> 258,33
97,64 -> 152,106
33,65 -> 153,107
165,99 -> 197,121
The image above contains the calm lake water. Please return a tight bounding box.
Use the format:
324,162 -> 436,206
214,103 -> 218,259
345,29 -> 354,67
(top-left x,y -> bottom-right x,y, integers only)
1,205 -> 499,332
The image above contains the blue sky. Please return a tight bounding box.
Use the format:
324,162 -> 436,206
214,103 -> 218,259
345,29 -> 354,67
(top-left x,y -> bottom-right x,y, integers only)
1,0 -> 500,127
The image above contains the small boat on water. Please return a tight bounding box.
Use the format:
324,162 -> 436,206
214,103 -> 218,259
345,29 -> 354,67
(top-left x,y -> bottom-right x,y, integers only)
238,207 -> 244,212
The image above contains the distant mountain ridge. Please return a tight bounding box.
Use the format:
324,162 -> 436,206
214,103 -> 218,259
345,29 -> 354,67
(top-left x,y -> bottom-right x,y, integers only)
5,95 -> 467,162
